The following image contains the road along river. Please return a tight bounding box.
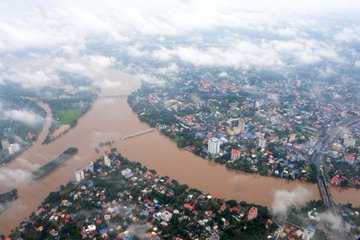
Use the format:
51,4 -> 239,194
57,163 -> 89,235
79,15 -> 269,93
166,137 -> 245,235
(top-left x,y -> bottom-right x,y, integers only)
0,69 -> 359,235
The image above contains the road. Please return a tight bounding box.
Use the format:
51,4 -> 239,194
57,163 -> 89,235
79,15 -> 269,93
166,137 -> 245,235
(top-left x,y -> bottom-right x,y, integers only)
310,116 -> 360,207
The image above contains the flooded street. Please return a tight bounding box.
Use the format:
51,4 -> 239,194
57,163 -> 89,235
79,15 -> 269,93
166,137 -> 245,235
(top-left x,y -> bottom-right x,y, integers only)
0,69 -> 359,235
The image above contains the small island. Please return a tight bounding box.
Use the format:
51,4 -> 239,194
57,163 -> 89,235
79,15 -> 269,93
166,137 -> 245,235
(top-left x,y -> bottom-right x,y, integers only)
0,189 -> 18,214
32,147 -> 78,180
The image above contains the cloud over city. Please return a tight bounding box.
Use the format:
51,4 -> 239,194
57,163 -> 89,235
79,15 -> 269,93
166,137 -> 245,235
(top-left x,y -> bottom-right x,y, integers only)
0,0 -> 358,87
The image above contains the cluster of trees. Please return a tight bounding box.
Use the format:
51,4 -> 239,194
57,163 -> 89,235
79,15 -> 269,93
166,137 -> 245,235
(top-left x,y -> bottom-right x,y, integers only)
32,147 -> 78,180
0,188 -> 18,212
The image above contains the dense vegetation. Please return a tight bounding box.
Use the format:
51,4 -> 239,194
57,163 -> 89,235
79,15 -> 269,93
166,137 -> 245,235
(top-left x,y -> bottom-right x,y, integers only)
0,189 -> 18,213
32,147 -> 78,180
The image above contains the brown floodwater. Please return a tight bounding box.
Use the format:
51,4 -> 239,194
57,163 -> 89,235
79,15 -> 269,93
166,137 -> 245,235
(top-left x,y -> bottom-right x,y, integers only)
0,69 -> 359,235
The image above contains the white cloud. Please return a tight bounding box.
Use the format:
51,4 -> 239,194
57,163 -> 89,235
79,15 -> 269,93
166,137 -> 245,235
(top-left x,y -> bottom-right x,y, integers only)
335,27 -> 360,43
152,47 -> 173,61
127,46 -> 147,58
318,65 -> 336,78
317,211 -> 343,231
157,63 -> 179,74
4,110 -> 44,127
272,186 -> 311,216
219,71 -> 228,78
0,0 -> 357,54
1,68 -> 60,90
0,168 -> 31,186
355,61 -> 360,68
273,27 -> 299,38
0,0 -> 357,90
168,43 -> 284,69
86,55 -> 116,68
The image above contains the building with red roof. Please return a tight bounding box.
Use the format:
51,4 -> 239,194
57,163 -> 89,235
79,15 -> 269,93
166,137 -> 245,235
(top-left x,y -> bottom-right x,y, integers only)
231,149 -> 241,161
331,176 -> 342,186
247,207 -> 258,221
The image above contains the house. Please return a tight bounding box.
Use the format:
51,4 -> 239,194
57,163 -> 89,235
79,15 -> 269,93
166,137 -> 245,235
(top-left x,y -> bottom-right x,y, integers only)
345,154 -> 356,165
247,207 -> 258,221
331,176 -> 342,186
231,149 -> 241,161
184,203 -> 195,210
159,210 -> 173,222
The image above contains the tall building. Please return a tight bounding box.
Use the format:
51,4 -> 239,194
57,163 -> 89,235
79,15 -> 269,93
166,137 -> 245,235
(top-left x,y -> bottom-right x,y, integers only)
289,133 -> 297,143
227,118 -> 245,135
8,143 -> 21,155
231,149 -> 241,161
1,138 -> 10,150
309,136 -> 317,148
238,118 -> 245,133
75,169 -> 85,182
103,155 -> 111,167
86,161 -> 94,173
258,136 -> 266,149
208,137 -> 221,155
343,133 -> 356,147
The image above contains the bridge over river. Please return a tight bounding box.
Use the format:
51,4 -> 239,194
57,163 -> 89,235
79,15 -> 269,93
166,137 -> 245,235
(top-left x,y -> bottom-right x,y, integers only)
121,128 -> 157,140
310,116 -> 360,207
97,94 -> 128,99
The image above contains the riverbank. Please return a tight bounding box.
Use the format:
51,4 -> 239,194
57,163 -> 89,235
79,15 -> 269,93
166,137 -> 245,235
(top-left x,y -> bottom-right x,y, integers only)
7,152 -> 276,239
0,69 -> 358,235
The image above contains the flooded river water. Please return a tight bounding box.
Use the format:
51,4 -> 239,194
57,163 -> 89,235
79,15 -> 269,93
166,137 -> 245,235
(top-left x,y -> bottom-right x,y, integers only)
0,69 -> 359,235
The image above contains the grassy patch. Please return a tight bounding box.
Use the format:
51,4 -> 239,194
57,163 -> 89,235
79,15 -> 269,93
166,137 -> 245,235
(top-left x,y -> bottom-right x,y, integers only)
56,109 -> 83,125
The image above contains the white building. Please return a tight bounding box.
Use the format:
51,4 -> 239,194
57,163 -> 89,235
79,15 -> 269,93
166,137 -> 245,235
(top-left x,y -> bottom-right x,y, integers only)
8,143 -> 21,155
258,137 -> 266,149
159,210 -> 173,222
343,133 -> 356,147
302,226 -> 315,240
309,136 -> 317,148
121,168 -> 132,176
208,137 -> 221,155
75,169 -> 85,182
86,161 -> 94,173
103,155 -> 111,167
238,118 -> 245,133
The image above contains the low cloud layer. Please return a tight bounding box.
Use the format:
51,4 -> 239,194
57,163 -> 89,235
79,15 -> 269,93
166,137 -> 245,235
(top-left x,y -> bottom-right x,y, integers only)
0,168 -> 31,186
4,110 -> 44,127
272,186 -> 311,216
0,0 -> 358,89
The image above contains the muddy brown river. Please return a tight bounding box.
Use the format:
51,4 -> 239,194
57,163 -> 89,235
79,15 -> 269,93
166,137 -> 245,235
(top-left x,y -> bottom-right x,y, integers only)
0,69 -> 359,235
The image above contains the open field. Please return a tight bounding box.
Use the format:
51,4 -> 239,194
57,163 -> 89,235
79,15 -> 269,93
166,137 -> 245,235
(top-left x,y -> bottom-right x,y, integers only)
56,109 -> 83,125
